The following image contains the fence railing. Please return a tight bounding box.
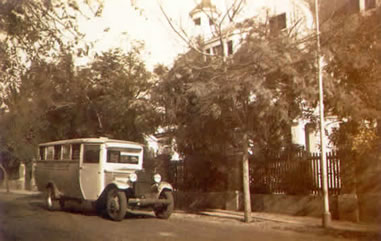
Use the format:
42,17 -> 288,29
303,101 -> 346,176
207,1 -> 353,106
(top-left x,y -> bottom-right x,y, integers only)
250,151 -> 341,195
169,151 -> 342,195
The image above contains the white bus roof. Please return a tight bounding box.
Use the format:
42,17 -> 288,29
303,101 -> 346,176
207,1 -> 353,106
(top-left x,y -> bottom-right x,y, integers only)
39,137 -> 143,147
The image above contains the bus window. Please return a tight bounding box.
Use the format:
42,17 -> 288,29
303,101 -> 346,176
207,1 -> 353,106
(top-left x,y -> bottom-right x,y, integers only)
47,146 -> 54,160
120,153 -> 139,164
72,144 -> 80,160
54,145 -> 61,160
39,147 -> 45,160
84,145 -> 100,163
107,148 -> 140,164
108,151 -> 119,163
62,145 -> 70,159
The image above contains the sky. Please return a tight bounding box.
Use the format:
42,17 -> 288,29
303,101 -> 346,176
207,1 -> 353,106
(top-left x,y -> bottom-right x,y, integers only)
77,0 -> 199,70
76,0 -> 314,70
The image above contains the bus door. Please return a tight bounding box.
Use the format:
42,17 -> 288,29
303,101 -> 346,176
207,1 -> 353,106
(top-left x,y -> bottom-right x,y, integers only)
80,144 -> 103,200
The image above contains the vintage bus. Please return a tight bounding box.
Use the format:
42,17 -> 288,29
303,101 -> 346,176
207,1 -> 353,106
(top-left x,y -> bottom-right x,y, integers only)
35,137 -> 174,221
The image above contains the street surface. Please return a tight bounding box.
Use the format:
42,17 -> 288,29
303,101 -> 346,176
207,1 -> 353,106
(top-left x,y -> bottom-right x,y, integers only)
0,192 -> 378,241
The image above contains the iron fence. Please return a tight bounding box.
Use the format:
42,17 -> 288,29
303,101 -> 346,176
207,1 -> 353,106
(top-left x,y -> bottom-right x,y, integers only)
169,151 -> 342,195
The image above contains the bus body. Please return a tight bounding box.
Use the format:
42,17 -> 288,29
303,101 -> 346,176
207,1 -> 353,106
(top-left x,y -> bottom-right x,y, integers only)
35,137 -> 174,221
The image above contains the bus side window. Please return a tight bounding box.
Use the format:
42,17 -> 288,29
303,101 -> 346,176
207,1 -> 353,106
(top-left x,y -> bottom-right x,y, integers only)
39,147 -> 45,160
47,146 -> 54,160
62,145 -> 70,159
107,151 -> 120,163
72,144 -> 80,160
84,145 -> 100,163
54,145 -> 61,160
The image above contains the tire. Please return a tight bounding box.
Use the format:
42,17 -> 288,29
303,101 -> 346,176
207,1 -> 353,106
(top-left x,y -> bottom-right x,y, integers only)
106,188 -> 127,221
154,191 -> 174,219
59,199 -> 65,210
45,186 -> 56,211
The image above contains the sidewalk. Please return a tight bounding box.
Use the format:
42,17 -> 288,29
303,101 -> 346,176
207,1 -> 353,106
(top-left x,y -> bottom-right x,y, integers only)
193,209 -> 380,234
0,188 -> 41,196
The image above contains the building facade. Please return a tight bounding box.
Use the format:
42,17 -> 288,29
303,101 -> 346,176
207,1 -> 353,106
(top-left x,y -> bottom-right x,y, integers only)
187,0 -> 332,153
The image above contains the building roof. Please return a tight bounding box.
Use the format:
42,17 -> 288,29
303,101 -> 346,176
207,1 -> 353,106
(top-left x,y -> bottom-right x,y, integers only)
189,0 -> 217,17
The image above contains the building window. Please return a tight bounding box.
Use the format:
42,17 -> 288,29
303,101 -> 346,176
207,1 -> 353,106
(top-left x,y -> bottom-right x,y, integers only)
212,44 -> 223,56
206,48 -> 211,54
194,17 -> 201,26
209,18 -> 214,25
227,40 -> 233,56
365,0 -> 376,10
269,13 -> 287,35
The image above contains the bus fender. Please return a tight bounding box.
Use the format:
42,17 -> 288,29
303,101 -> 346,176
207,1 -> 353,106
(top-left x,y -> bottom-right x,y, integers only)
111,179 -> 132,190
154,182 -> 173,195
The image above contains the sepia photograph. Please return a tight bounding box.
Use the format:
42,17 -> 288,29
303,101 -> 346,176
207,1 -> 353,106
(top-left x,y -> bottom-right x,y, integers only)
0,0 -> 380,240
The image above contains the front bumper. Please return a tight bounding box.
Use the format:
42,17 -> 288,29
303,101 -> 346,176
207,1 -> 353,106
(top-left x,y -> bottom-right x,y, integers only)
128,198 -> 171,207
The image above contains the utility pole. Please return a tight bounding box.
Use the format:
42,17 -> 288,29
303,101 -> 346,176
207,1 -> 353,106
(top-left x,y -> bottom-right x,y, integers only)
314,0 -> 332,228
242,132 -> 252,223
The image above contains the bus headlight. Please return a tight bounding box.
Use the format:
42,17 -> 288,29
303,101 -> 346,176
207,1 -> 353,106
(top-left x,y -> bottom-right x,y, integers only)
129,173 -> 137,182
153,174 -> 161,183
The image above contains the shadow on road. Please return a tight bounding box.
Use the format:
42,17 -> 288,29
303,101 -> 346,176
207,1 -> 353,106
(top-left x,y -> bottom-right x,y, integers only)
125,211 -> 156,219
276,224 -> 381,241
11,192 -> 161,221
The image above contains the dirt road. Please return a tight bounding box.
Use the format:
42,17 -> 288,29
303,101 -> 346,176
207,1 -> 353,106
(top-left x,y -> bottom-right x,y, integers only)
0,192 -> 377,241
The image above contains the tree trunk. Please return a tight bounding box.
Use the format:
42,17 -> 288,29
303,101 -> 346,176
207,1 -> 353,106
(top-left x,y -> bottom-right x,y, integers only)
0,164 -> 10,192
242,132 -> 252,222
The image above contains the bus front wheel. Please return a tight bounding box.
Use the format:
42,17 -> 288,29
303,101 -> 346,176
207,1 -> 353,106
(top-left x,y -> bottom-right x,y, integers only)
106,188 -> 127,221
154,191 -> 174,219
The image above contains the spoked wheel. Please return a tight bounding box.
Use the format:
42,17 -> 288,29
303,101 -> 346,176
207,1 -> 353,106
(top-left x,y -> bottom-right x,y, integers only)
154,191 -> 174,219
106,188 -> 127,221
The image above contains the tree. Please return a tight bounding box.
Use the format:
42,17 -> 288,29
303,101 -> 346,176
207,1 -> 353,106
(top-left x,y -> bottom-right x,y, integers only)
0,0 -> 96,85
0,0 -> 157,186
322,6 -> 381,123
155,4 -> 316,221
77,46 -> 159,142
0,43 -> 158,158
321,5 -> 381,194
0,0 -> 98,165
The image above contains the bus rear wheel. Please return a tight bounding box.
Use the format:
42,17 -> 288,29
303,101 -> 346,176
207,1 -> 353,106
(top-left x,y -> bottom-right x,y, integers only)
106,188 -> 127,221
45,186 -> 57,211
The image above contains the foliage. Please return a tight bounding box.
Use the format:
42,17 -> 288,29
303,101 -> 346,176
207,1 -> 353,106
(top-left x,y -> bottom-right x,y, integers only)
77,47 -> 159,142
322,7 -> 381,122
154,19 -> 316,191
0,0 -> 95,85
320,6 -> 381,196
0,46 -> 157,164
0,1 -> 158,169
322,6 -> 381,160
